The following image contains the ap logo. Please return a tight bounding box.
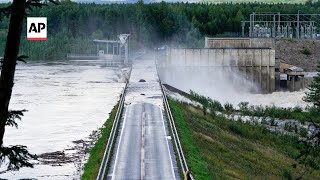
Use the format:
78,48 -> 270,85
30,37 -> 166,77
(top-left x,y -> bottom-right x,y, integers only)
27,17 -> 47,40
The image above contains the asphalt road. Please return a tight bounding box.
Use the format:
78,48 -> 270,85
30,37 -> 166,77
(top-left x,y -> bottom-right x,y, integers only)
107,55 -> 179,180
108,103 -> 177,180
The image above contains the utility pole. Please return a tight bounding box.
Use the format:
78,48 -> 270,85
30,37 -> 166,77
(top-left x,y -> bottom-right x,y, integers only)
253,12 -> 255,37
297,10 -> 300,38
273,14 -> 276,38
249,14 -> 252,37
242,22 -> 245,37
278,12 -> 281,37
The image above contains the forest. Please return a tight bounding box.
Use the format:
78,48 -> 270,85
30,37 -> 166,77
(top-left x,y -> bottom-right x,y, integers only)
0,0 -> 320,60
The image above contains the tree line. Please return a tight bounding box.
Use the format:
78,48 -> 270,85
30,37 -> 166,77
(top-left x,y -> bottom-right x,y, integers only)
0,0 -> 320,59
0,0 -> 319,173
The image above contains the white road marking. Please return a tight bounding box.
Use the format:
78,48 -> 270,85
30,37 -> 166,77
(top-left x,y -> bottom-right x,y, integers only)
111,107 -> 128,180
141,109 -> 146,180
160,108 -> 176,180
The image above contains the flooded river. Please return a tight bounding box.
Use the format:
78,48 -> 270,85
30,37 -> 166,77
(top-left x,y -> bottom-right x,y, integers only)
0,62 -> 125,179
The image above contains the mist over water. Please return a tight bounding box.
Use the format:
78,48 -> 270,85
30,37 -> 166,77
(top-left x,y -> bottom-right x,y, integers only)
159,66 -> 255,98
158,60 -> 308,108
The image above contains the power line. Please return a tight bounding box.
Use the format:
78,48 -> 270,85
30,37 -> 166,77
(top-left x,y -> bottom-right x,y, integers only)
241,12 -> 320,39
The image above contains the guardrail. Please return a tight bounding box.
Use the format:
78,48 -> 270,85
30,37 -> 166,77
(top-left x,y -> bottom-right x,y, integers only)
160,81 -> 195,180
96,79 -> 129,180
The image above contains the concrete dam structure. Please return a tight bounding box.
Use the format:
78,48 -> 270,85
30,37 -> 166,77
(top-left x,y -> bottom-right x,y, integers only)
157,38 -> 276,93
205,37 -> 275,48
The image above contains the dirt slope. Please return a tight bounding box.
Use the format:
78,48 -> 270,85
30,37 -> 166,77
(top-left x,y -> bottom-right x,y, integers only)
275,39 -> 320,71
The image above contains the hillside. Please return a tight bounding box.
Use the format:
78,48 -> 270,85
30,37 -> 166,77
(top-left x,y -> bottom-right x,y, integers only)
169,99 -> 320,179
276,39 -> 320,71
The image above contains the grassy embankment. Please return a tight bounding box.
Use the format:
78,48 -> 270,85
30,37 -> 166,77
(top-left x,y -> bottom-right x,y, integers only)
237,103 -> 320,124
168,98 -> 320,179
81,102 -> 119,180
190,90 -> 320,124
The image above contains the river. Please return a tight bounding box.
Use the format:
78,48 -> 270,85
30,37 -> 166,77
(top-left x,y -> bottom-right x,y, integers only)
0,61 -> 126,179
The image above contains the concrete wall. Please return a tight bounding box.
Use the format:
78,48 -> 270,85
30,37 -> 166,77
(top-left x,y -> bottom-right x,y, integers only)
157,48 -> 276,93
98,54 -> 122,60
159,48 -> 275,67
205,38 -> 275,48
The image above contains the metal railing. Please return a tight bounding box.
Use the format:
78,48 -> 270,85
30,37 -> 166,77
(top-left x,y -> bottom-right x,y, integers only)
160,81 -> 195,180
96,80 -> 129,180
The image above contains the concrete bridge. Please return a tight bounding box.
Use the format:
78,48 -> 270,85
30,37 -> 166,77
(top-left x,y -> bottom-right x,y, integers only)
96,54 -> 192,180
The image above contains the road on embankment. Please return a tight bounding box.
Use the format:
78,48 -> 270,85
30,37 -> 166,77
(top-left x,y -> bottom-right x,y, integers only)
107,54 -> 180,180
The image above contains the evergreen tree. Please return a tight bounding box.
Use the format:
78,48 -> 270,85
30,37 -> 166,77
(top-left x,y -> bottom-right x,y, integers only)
0,0 -> 58,171
297,61 -> 320,178
305,62 -> 320,110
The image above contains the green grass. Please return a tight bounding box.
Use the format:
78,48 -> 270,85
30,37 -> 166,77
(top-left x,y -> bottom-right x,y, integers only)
238,104 -> 320,124
169,99 -> 211,180
190,91 -> 320,123
81,103 -> 119,180
202,0 -> 307,3
169,99 -> 212,180
168,99 -> 320,179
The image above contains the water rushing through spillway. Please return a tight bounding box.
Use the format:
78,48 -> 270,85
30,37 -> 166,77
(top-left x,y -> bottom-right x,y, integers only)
0,62 -> 125,179
158,66 -> 310,108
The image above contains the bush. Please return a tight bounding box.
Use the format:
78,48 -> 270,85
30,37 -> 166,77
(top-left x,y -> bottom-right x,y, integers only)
293,106 -> 303,113
190,91 -> 224,112
203,104 -> 208,115
282,169 -> 293,180
270,118 -> 276,126
299,127 -> 308,137
211,100 -> 224,112
284,123 -> 294,132
224,103 -> 234,114
190,90 -> 210,107
253,105 -> 265,117
189,91 -> 320,123
301,47 -> 311,55
238,102 -> 250,114
229,123 -> 244,136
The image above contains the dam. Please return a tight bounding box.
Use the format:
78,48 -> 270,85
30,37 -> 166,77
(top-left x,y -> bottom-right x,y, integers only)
157,38 -> 276,93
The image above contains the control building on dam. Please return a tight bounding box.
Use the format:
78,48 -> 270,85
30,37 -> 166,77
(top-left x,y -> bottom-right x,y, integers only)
157,38 -> 276,93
